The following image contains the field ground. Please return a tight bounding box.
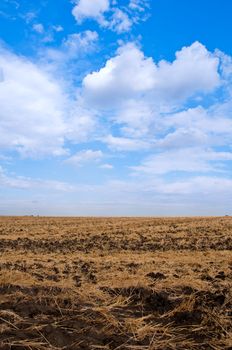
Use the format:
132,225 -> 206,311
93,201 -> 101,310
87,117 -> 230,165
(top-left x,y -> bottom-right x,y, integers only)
0,216 -> 231,349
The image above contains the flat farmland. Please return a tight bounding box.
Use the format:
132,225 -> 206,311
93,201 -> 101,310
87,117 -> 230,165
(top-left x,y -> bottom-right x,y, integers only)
0,216 -> 231,350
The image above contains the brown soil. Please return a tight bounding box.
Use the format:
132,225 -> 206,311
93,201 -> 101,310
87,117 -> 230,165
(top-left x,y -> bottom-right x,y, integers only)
0,216 -> 231,349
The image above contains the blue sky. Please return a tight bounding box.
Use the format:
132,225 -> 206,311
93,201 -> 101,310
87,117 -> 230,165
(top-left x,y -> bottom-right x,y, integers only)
0,0 -> 232,216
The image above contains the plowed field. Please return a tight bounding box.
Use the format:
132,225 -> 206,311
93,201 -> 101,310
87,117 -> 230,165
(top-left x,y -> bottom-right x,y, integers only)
0,216 -> 231,349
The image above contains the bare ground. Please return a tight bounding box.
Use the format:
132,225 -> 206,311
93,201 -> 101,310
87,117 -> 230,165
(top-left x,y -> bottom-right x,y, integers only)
0,216 -> 231,349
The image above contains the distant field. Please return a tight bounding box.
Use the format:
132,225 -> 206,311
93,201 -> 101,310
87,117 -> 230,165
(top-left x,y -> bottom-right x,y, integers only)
0,216 -> 231,349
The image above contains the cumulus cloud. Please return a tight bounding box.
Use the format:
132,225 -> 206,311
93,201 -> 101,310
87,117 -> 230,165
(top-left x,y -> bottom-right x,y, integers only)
0,46 -> 96,157
216,50 -> 232,80
2,1 -> 232,215
0,38 -> 231,185
0,46 -> 67,157
83,43 -> 156,106
72,0 -> 110,24
156,41 -> 220,101
83,42 -> 220,109
81,41 -> 224,156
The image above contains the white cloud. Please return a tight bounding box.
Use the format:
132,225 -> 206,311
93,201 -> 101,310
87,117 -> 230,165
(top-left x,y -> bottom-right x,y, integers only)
156,41 -> 220,101
0,46 -> 67,157
83,42 -> 220,109
45,30 -> 99,63
63,30 -> 99,55
71,0 -> 148,33
83,43 -> 156,107
104,135 -> 151,151
2,174 -> 231,216
72,0 -> 110,23
81,41 -> 224,155
216,50 -> 232,79
23,11 -> 37,24
42,33 -> 54,43
1,38 -> 231,192
100,163 -> 113,169
96,175 -> 232,199
162,106 -> 232,148
64,149 -> 103,166
33,23 -> 44,34
66,105 -> 97,143
132,148 -> 232,175
156,127 -> 208,149
0,46 -> 96,157
33,24 -> 64,43
1,28 -> 232,215
129,0 -> 148,11
53,25 -> 64,32
0,67 -> 3,82
114,99 -> 155,137
157,176 -> 232,195
109,8 -> 132,33
0,166 -> 74,191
